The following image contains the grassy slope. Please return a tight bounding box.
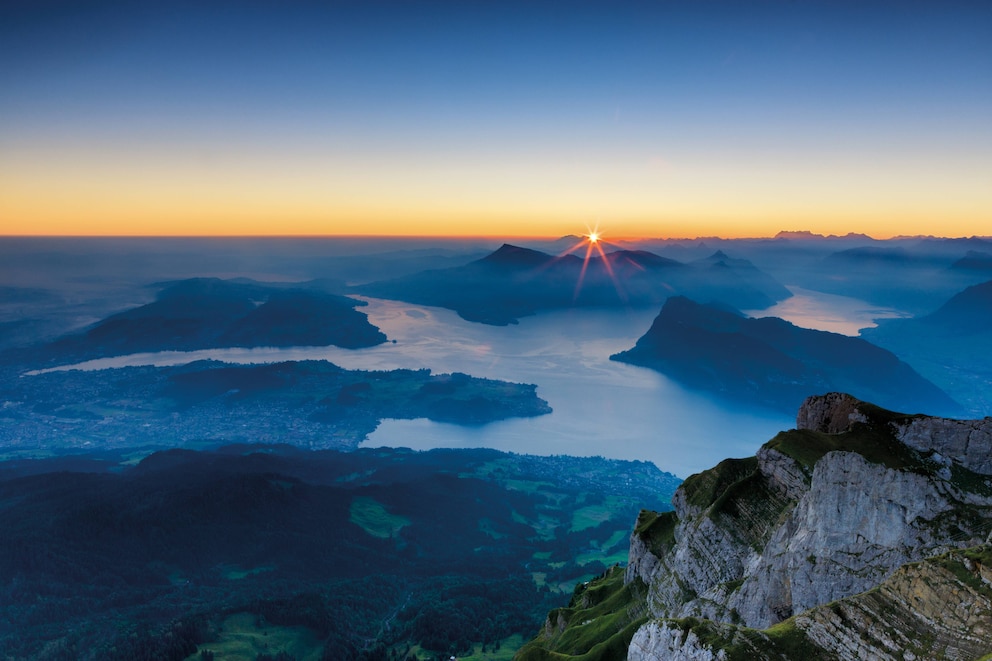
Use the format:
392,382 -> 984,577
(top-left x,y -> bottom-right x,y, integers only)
515,566 -> 649,661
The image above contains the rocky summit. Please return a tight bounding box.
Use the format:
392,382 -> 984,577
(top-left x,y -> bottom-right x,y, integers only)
518,393 -> 992,660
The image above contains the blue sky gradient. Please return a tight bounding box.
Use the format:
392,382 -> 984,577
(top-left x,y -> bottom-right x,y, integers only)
2,1 -> 990,237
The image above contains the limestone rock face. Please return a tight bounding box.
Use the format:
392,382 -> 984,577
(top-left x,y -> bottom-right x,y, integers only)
795,549 -> 992,660
627,622 -> 727,661
795,391 -> 868,433
627,548 -> 992,661
893,415 -> 992,475
625,392 -> 992,655
729,450 -> 964,628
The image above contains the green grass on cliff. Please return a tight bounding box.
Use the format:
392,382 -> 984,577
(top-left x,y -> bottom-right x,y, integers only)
514,566 -> 648,661
632,509 -> 677,557
654,616 -> 834,661
765,426 -> 921,474
680,456 -> 759,511
767,422 -> 992,498
667,454 -> 794,553
935,545 -> 992,597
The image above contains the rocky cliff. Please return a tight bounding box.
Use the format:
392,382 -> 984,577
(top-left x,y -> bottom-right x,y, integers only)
519,393 -> 992,660
626,545 -> 992,660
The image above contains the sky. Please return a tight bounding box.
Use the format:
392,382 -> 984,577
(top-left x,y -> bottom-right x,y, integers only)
1,1 -> 990,239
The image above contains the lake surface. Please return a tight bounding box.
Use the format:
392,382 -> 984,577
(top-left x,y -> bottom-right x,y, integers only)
31,289 -> 900,478
744,286 -> 908,336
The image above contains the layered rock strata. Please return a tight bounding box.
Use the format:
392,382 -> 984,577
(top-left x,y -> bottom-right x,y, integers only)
625,393 -> 992,660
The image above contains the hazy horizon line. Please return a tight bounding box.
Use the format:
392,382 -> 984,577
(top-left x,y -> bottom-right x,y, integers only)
2,231 -> 991,242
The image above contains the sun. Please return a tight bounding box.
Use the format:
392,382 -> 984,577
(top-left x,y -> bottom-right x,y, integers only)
554,225 -> 626,303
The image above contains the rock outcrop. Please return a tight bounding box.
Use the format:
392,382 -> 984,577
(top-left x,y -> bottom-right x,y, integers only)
519,393 -> 992,660
626,393 -> 992,632
627,546 -> 992,661
795,547 -> 992,660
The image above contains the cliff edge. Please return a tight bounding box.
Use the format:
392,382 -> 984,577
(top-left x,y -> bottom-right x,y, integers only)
519,393 -> 992,660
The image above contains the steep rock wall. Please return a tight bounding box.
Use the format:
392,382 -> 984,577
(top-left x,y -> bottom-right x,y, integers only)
626,393 -> 992,633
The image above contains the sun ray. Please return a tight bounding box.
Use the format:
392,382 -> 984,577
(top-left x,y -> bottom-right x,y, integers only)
560,224 -> 629,304
572,240 -> 596,301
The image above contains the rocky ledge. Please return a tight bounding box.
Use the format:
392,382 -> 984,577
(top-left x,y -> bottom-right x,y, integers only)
519,393 -> 992,660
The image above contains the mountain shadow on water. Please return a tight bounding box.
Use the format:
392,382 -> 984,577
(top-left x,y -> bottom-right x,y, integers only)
356,244 -> 791,325
610,296 -> 963,417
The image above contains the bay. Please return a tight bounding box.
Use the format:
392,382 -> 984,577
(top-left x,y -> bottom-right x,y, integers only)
29,290 -> 900,478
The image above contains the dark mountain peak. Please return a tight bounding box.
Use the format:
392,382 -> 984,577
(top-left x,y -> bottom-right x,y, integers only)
603,249 -> 683,270
156,277 -> 257,300
479,244 -> 554,268
775,230 -> 819,240
660,295 -> 745,324
775,230 -> 874,242
694,250 -> 755,270
356,241 -> 789,324
828,246 -> 911,263
950,251 -> 992,272
614,296 -> 961,417
695,250 -> 753,266
37,278 -> 387,363
923,280 -> 992,329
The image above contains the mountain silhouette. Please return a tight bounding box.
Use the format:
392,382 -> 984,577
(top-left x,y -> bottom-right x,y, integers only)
861,280 -> 992,416
30,278 -> 386,365
357,244 -> 790,325
611,296 -> 962,417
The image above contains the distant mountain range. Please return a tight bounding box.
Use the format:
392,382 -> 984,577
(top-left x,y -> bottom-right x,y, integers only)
776,242 -> 992,314
611,296 -> 962,417
950,250 -> 992,275
862,279 -> 992,416
356,243 -> 791,325
15,278 -> 387,367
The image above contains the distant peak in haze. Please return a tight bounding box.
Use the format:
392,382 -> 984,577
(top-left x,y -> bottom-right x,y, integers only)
480,243 -> 555,267
775,230 -> 874,241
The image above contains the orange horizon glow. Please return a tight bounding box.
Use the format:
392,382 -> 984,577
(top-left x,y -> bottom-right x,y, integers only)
3,227 -> 992,241
3,137 -> 989,241
3,3 -> 990,246
3,185 -> 989,241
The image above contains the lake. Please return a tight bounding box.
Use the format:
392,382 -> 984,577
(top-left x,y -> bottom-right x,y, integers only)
30,289 -> 899,478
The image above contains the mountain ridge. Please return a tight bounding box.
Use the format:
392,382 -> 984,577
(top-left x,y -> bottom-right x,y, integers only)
519,393 -> 992,660
610,297 -> 962,417
356,243 -> 791,325
862,279 -> 992,416
13,278 -> 387,368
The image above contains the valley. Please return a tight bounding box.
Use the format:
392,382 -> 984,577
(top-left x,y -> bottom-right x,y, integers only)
2,235 -> 991,661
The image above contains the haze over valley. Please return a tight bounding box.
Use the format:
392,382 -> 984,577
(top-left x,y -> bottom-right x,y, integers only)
4,234 -> 992,660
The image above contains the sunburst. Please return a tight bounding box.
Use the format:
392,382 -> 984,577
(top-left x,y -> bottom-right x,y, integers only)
558,225 -> 625,302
